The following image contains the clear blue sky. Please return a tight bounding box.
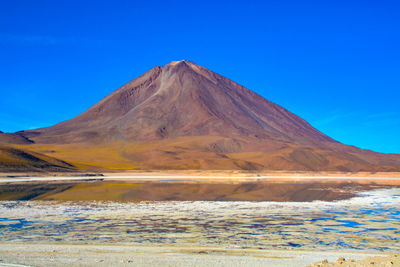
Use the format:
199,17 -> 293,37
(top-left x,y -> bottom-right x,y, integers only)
1,0 -> 399,154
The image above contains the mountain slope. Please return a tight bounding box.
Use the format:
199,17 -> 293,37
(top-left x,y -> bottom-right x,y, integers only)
0,144 -> 74,172
4,60 -> 400,171
0,131 -> 34,144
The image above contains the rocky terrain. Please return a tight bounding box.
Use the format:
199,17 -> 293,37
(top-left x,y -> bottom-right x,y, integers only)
309,254 -> 400,266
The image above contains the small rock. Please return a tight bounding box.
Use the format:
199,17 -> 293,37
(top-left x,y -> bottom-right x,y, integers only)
321,259 -> 328,263
336,257 -> 345,262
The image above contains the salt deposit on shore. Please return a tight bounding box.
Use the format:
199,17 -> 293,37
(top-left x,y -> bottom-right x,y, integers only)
0,243 -> 388,267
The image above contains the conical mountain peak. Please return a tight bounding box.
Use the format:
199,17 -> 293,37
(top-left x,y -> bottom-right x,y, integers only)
162,60 -> 203,76
28,61 -> 334,145
166,59 -> 190,65
166,60 -> 196,66
14,61 -> 400,171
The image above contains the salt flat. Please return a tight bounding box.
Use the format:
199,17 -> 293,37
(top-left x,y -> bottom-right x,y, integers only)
0,243 -> 389,267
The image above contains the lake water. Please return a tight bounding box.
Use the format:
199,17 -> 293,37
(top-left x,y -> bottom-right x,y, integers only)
0,188 -> 399,252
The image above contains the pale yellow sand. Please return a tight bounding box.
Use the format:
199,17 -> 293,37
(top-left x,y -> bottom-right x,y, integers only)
0,243 -> 389,267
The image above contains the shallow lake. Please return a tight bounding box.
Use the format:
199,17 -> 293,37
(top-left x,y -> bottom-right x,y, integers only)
0,188 -> 399,252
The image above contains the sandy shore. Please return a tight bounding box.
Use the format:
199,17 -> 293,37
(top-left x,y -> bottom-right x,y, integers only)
0,243 -> 392,267
1,171 -> 400,184
2,170 -> 400,178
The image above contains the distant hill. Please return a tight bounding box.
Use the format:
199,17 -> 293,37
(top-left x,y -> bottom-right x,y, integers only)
0,144 -> 74,172
2,60 -> 400,171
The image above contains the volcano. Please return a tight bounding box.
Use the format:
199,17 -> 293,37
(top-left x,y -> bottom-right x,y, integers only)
5,60 -> 400,171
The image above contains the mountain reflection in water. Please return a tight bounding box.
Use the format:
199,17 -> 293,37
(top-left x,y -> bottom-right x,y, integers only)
0,188 -> 399,252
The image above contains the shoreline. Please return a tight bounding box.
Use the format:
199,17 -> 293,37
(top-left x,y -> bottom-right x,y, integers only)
2,170 -> 400,177
1,171 -> 400,184
0,242 -> 392,267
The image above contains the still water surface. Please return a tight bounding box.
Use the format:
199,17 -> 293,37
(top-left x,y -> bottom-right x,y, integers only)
0,188 -> 399,251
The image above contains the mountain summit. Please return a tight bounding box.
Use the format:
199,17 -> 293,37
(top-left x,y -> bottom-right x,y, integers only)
10,61 -> 400,171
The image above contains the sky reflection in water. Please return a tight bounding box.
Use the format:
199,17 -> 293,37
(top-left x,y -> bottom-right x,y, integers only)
0,188 -> 399,251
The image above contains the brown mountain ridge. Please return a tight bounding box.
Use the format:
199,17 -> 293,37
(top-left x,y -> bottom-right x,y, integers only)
2,60 -> 400,171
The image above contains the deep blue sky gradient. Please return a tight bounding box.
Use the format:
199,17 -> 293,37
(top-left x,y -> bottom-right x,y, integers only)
1,0 -> 399,153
